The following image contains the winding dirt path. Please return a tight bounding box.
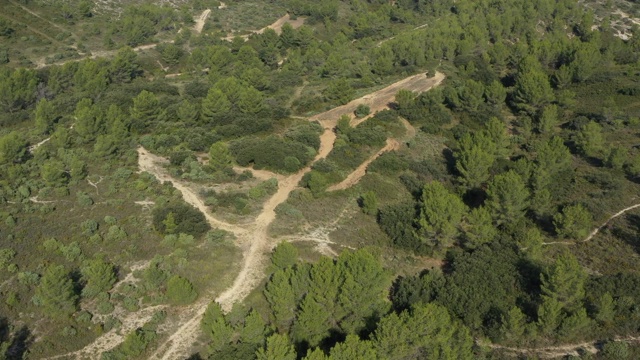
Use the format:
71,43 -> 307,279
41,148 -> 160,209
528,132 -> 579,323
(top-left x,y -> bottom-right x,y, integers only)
223,13 -> 305,41
482,335 -> 640,359
56,71 -> 446,360
543,202 -> 640,246
137,148 -> 245,236
327,138 -> 399,192
193,9 -> 211,34
583,203 -> 640,242
148,72 -> 445,359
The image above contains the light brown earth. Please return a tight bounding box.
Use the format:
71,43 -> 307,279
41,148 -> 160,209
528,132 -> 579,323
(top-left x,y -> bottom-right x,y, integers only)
481,335 -> 640,359
223,13 -> 305,41
193,9 -> 211,34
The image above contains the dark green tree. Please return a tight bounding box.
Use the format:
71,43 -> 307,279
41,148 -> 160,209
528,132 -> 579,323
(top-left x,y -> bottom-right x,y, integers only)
486,171 -> 529,225
81,258 -> 117,298
0,131 -> 27,164
35,99 -> 56,135
416,181 -> 466,247
553,204 -> 592,240
35,265 -> 78,318
256,334 -> 296,360
130,90 -> 161,133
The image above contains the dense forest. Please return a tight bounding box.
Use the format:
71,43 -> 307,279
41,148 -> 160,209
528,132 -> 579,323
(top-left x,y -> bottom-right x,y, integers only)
1,0 -> 640,358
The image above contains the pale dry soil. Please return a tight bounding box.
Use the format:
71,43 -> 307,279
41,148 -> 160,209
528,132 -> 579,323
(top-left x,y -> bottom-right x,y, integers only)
482,335 -> 640,359
223,13 -> 306,41
193,9 -> 211,34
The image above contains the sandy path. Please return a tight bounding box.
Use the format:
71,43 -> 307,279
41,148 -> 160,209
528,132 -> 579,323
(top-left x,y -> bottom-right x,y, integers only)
542,202 -> 640,246
315,72 -> 445,128
193,9 -> 211,34
137,148 -> 246,236
223,13 -> 305,41
583,203 -> 640,242
232,165 -> 284,182
45,304 -> 168,360
28,137 -> 50,153
482,335 -> 640,359
327,138 -> 399,192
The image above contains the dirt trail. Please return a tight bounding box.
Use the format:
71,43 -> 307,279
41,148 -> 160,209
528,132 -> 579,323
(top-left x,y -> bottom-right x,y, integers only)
315,71 -> 445,128
482,335 -> 640,359
327,138 -> 399,192
223,13 -> 305,41
543,202 -> 640,246
232,165 -> 284,182
583,203 -> 640,242
28,137 -> 50,153
130,72 -> 447,360
137,148 -> 245,236
193,9 -> 211,34
46,304 -> 168,360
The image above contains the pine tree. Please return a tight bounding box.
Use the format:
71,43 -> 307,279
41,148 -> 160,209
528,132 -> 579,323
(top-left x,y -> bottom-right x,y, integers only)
540,252 -> 587,312
486,171 -> 529,225
35,265 -> 78,318
512,58 -> 555,114
264,269 -> 296,333
201,88 -> 231,125
291,296 -> 331,347
537,295 -> 563,334
166,275 -> 197,305
130,90 -> 161,133
208,141 -> 233,172
329,334 -> 378,360
416,181 -> 467,247
74,98 -> 104,142
537,104 -> 558,135
455,133 -> 495,189
81,258 -> 116,298
35,99 -> 56,135
500,306 -> 526,341
202,302 -> 233,354
484,117 -> 510,158
240,310 -> 267,346
462,207 -> 497,249
270,242 -> 298,270
0,131 -> 27,164
256,334 -> 296,360
575,121 -> 604,158
553,204 -> 592,240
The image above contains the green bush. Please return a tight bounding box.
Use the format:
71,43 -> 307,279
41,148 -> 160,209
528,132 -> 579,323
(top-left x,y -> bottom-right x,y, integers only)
354,104 -> 371,118
152,203 -> 210,237
165,275 -> 197,305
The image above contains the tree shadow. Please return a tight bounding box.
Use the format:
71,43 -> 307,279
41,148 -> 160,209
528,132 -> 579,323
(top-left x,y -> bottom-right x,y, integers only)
6,326 -> 32,360
441,148 -> 457,175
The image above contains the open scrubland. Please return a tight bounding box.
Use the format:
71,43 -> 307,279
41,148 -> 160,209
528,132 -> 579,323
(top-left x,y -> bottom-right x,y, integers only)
2,0 -> 640,359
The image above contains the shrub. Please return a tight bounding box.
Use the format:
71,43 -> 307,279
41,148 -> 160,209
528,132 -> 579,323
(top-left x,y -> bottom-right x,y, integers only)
354,104 -> 371,118
165,275 -> 197,305
271,242 -> 298,269
76,191 -> 94,207
152,203 -> 209,237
